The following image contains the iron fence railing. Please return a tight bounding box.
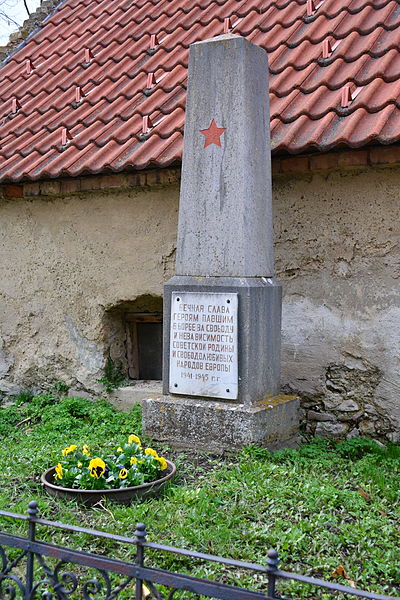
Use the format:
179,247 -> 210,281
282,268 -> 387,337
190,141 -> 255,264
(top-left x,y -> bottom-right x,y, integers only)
0,501 -> 398,600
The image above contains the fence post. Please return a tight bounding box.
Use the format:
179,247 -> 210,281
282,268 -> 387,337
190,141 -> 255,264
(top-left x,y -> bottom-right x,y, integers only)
134,523 -> 147,600
26,500 -> 38,600
266,548 -> 279,598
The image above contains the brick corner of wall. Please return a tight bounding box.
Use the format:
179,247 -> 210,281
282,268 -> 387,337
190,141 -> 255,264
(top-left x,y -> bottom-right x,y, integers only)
2,184 -> 24,198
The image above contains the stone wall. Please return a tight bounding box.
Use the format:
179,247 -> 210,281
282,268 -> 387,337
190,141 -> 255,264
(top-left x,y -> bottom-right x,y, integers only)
0,163 -> 399,440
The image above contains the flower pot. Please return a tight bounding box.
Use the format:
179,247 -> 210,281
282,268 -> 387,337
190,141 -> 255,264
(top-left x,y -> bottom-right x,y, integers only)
41,460 -> 176,506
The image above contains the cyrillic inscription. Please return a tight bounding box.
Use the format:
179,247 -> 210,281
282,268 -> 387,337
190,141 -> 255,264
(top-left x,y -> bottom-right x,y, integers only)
169,292 -> 238,399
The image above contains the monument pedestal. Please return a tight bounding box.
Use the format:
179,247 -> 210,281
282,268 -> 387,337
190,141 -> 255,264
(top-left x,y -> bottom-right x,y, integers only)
163,276 -> 282,401
142,395 -> 300,453
142,276 -> 300,450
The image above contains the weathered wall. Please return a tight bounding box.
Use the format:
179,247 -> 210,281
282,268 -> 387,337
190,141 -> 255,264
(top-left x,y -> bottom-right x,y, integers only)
275,166 -> 399,441
0,164 -> 399,440
0,183 -> 178,393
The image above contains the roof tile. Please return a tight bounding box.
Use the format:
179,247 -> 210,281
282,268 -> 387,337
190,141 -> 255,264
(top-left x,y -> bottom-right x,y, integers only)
1,0 -> 400,182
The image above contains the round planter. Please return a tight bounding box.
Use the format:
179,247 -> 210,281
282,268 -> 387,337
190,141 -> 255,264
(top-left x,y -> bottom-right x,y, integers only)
41,460 -> 176,506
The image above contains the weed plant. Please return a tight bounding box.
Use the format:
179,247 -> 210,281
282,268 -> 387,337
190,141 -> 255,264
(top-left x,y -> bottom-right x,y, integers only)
97,358 -> 129,392
0,395 -> 398,599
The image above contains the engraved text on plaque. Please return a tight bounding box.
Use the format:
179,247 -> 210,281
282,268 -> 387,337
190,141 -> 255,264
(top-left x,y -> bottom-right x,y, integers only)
169,292 -> 238,399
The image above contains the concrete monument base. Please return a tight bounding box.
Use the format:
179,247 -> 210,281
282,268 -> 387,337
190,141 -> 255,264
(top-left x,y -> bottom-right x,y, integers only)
142,394 -> 300,452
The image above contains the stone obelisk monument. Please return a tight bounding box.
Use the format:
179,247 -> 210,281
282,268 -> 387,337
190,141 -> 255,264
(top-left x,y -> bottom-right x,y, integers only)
142,34 -> 299,451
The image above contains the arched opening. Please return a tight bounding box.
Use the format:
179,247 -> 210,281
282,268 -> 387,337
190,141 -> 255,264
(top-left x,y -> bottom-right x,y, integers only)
103,295 -> 163,381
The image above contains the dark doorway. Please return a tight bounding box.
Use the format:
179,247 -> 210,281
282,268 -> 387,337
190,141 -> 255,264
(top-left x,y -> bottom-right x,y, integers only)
126,313 -> 162,380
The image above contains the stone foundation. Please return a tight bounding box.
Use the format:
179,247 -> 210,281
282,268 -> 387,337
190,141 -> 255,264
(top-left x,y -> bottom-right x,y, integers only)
142,394 -> 300,452
296,360 -> 396,441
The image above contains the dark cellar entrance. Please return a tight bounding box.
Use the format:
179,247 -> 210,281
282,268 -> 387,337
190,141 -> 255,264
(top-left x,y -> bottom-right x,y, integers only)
104,295 -> 163,381
125,312 -> 162,380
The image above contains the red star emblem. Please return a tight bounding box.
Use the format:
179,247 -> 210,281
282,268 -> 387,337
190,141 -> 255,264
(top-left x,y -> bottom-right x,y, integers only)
199,119 -> 226,148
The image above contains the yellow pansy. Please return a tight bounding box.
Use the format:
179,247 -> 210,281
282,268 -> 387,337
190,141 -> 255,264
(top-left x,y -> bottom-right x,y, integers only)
130,456 -> 138,466
82,445 -> 90,456
156,457 -> 168,471
77,462 -> 82,468
89,457 -> 106,478
119,468 -> 128,479
128,434 -> 141,446
145,448 -> 158,459
117,447 -> 123,453
55,463 -> 63,479
62,444 -> 77,456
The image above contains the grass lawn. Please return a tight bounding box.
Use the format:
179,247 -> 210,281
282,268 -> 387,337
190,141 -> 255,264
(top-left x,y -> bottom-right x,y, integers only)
0,393 -> 399,599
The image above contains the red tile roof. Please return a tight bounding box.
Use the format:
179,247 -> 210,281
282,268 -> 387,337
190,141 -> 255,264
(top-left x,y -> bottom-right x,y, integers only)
1,0 -> 400,182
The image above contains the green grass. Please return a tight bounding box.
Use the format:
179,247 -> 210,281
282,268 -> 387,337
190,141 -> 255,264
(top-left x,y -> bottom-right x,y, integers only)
0,394 -> 399,599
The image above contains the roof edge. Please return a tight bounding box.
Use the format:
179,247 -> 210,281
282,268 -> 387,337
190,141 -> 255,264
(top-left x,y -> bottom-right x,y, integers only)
1,145 -> 400,196
0,0 -> 64,64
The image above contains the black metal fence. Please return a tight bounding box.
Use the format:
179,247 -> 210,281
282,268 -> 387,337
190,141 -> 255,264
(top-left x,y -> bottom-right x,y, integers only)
0,501 -> 397,600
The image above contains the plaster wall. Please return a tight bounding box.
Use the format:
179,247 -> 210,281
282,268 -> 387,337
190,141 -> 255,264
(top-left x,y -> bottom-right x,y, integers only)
274,167 -> 399,441
0,184 -> 178,393
0,165 -> 398,440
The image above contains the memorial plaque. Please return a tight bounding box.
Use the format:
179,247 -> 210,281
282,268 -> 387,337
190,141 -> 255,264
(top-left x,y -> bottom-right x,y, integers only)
169,291 -> 238,399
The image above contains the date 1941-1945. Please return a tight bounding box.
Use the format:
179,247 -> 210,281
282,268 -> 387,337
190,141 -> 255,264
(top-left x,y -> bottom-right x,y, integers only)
181,372 -> 221,383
